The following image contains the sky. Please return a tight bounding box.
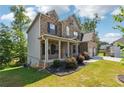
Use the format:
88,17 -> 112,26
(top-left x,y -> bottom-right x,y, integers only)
0,5 -> 123,44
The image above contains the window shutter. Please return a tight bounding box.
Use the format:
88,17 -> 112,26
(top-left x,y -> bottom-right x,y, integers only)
55,25 -> 57,34
48,22 -> 50,33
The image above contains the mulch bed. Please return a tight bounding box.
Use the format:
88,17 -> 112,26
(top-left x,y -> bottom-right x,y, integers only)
46,61 -> 87,76
118,75 -> 124,83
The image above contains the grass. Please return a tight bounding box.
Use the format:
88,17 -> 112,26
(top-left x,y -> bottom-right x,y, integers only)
98,52 -> 105,57
1,60 -> 124,87
120,58 -> 124,64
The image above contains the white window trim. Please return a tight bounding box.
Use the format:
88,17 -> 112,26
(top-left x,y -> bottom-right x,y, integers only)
66,26 -> 70,36
73,31 -> 78,37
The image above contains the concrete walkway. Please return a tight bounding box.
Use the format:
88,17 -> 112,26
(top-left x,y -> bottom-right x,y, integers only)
103,56 -> 122,62
84,56 -> 103,63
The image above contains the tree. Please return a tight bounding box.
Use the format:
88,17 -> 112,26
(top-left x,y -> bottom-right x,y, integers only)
10,5 -> 31,64
0,24 -> 13,66
113,6 -> 124,53
81,14 -> 101,54
81,13 -> 100,33
113,6 -> 124,34
99,41 -> 109,46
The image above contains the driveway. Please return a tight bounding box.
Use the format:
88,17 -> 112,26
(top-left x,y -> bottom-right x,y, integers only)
84,56 -> 122,63
84,56 -> 103,63
103,56 -> 122,62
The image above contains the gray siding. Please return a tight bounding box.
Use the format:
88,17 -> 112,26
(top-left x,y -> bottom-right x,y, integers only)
27,16 -> 41,67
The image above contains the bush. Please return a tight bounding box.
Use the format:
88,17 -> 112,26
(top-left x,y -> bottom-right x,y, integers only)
0,64 -> 5,70
9,60 -> 23,67
81,52 -> 90,60
52,59 -> 61,68
77,55 -> 85,64
83,52 -> 90,60
65,57 -> 77,69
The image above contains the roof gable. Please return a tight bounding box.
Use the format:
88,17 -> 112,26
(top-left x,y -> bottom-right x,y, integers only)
67,15 -> 81,30
27,13 -> 40,33
46,10 -> 59,20
82,32 -> 96,42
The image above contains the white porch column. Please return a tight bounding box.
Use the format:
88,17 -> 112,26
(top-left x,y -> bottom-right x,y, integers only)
76,43 -> 79,55
44,38 -> 48,68
58,40 -> 61,59
67,41 -> 70,57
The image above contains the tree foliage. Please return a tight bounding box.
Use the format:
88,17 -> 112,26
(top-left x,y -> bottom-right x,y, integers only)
81,13 -> 100,33
80,14 -> 101,54
11,5 -> 31,32
113,6 -> 124,52
0,5 -> 31,67
0,24 -> 13,65
10,5 -> 31,64
113,6 -> 124,33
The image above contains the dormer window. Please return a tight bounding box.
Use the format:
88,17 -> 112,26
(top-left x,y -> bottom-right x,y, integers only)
66,26 -> 70,36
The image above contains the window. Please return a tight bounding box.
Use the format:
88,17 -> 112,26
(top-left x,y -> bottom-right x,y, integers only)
73,32 -> 78,37
73,45 -> 76,53
42,43 -> 45,55
66,26 -> 70,36
50,23 -> 55,30
48,22 -> 57,34
51,44 -> 57,54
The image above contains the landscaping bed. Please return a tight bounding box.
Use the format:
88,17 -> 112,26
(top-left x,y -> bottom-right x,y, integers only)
46,52 -> 90,76
46,61 -> 86,76
118,75 -> 124,83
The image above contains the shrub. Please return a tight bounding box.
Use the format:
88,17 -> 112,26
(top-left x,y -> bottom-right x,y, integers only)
0,64 -> 5,70
52,59 -> 61,68
65,57 -> 77,69
77,55 -> 85,64
81,52 -> 90,60
9,60 -> 20,67
83,52 -> 90,60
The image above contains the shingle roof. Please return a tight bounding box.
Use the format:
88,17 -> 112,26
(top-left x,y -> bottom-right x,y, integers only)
82,32 -> 95,42
113,37 -> 124,44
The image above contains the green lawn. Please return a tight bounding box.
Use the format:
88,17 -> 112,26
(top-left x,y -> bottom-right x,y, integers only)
1,60 -> 124,87
98,52 -> 105,57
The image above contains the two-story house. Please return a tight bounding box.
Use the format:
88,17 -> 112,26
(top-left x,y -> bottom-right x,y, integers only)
27,10 -> 97,68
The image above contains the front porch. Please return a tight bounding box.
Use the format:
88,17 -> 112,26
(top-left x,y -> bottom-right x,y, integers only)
39,34 -> 80,65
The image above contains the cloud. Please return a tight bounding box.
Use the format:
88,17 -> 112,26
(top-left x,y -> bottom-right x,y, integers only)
75,5 -> 114,19
0,7 -> 37,22
111,7 -> 121,15
100,32 -> 122,44
0,12 -> 14,21
111,6 -> 124,15
35,5 -> 70,15
25,7 -> 37,20
24,6 -> 70,21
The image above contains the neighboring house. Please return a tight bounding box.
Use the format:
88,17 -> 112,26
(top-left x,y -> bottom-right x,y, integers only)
27,10 -> 97,68
109,37 -> 124,57
99,44 -> 110,56
80,32 -> 97,57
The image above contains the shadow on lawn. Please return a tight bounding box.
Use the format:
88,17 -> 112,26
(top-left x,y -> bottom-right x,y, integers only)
0,67 -> 52,87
